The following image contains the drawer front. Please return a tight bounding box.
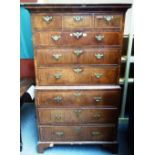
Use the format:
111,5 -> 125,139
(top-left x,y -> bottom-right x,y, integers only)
36,89 -> 120,107
31,14 -> 62,29
33,31 -> 122,47
62,14 -> 93,29
37,66 -> 119,85
38,108 -> 118,124
39,125 -> 116,141
94,14 -> 123,29
36,48 -> 121,66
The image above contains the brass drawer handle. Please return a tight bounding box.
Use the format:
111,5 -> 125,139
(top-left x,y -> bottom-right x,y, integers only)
54,114 -> 62,121
73,68 -> 83,74
95,35 -> 104,41
91,131 -> 100,136
103,15 -> 113,22
96,15 -> 113,22
73,92 -> 81,97
53,96 -> 62,103
74,110 -> 82,118
75,127 -> 81,133
72,32 -> 83,39
54,73 -> 62,79
51,35 -> 61,41
95,53 -> 104,59
94,73 -> 103,79
43,16 -> 53,22
93,113 -> 101,119
73,49 -> 83,56
73,16 -> 83,22
52,54 -> 62,60
94,97 -> 103,102
55,131 -> 64,137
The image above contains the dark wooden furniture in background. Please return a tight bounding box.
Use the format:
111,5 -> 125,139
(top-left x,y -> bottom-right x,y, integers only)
20,59 -> 35,79
24,4 -> 131,154
20,78 -> 34,151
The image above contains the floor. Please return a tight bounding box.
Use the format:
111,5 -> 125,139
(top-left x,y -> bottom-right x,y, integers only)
20,103 -> 132,155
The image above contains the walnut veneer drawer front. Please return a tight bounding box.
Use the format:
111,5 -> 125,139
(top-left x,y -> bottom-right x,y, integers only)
31,14 -> 62,30
37,66 -> 119,85
36,89 -> 120,107
33,31 -> 122,47
94,14 -> 123,30
36,48 -> 121,66
62,14 -> 93,29
38,108 -> 118,124
39,125 -> 116,141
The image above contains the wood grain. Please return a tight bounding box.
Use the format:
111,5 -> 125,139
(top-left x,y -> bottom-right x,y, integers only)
39,125 -> 116,141
37,108 -> 118,124
36,65 -> 120,85
35,89 -> 120,107
35,47 -> 121,66
33,31 -> 122,47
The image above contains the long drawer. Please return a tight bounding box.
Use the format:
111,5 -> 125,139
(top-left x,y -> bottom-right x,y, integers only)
37,108 -> 118,124
35,47 -> 121,66
39,125 -> 116,141
35,88 -> 120,107
33,31 -> 122,47
36,65 -> 119,85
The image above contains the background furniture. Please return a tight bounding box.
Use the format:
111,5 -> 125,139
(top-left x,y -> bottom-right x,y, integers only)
20,78 -> 34,151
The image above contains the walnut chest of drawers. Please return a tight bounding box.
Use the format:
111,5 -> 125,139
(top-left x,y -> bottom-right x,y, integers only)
24,3 -> 131,154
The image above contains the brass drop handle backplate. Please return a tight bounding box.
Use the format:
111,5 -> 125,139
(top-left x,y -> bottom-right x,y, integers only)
55,131 -> 64,137
73,92 -> 81,97
96,15 -> 113,22
94,73 -> 103,79
73,68 -> 83,74
95,35 -> 104,41
54,114 -> 62,121
73,49 -> 83,56
75,127 -> 81,133
95,53 -> 104,59
52,54 -> 62,60
94,97 -> 103,102
93,113 -> 101,119
103,15 -> 113,22
43,16 -> 53,22
54,73 -> 62,79
73,16 -> 83,22
51,35 -> 61,41
53,96 -> 62,103
74,110 -> 82,118
91,131 -> 100,136
71,32 -> 83,39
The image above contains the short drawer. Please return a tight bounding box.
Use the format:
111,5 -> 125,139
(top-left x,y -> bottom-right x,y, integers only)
36,65 -> 119,85
31,13 -> 62,29
35,47 -> 121,66
37,108 -> 118,124
35,88 -> 120,107
62,14 -> 93,29
33,31 -> 122,47
39,125 -> 116,141
94,14 -> 123,30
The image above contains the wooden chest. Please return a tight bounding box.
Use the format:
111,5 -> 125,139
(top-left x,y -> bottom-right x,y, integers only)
24,4 -> 131,154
